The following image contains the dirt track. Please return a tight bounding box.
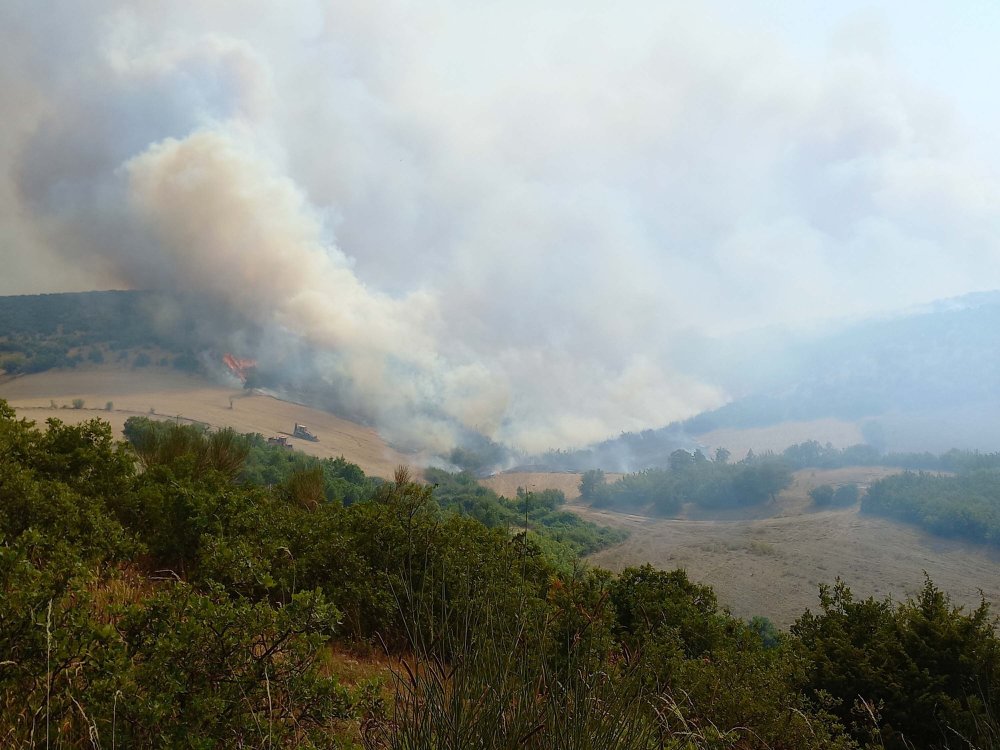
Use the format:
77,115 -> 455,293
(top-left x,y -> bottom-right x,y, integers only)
0,369 -> 418,479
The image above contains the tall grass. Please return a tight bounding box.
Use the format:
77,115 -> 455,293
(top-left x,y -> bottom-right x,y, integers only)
361,567 -> 733,750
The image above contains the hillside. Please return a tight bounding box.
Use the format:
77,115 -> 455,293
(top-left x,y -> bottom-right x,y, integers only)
538,290 -> 1000,471
0,368 -> 417,478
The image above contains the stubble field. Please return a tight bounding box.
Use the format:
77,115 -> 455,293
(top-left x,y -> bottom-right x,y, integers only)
0,368 -> 417,478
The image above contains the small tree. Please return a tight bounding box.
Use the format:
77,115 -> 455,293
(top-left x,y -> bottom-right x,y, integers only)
809,484 -> 835,506
579,469 -> 606,500
105,401 -> 114,411
71,398 -> 85,409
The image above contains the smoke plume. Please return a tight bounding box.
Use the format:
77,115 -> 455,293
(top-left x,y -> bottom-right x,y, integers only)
3,1 -> 1000,452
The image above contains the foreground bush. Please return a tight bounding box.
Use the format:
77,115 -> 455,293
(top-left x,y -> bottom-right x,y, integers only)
4,402 -> 1000,748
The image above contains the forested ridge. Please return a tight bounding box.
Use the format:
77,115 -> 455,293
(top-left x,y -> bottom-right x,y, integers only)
2,401 -> 1000,748
0,291 -> 208,375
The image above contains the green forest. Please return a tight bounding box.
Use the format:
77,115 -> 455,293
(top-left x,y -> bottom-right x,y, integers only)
0,291 -> 207,376
3,402 -> 1000,748
580,450 -> 793,514
863,469 -> 1000,545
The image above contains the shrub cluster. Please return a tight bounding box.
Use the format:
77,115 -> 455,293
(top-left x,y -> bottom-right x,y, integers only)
581,450 -> 792,514
863,469 -> 1000,545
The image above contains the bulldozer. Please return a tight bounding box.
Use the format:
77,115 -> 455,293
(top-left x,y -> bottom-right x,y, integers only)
292,423 -> 319,442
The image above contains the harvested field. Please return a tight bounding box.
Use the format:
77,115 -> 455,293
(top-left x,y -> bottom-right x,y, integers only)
564,467 -> 1000,627
0,368 -> 419,479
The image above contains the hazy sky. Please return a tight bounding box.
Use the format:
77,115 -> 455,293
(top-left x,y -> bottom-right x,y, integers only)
2,1 -> 999,450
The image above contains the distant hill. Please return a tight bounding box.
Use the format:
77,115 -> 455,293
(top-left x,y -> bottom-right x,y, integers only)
554,290 -> 1000,467
0,289 -> 239,375
7,289 -> 1000,467
685,290 -> 1000,433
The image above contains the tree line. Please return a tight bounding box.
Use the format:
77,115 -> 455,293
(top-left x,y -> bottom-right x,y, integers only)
580,449 -> 793,514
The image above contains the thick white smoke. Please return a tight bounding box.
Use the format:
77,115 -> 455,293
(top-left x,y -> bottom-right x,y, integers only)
3,1 -> 1000,452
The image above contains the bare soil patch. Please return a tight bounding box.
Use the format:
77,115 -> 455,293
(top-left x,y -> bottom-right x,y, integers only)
0,368 -> 418,479
565,467 -> 1000,627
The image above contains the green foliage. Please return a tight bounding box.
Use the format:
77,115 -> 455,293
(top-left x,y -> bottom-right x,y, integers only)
446,435 -> 508,474
5,399 -> 999,748
0,565 -> 354,748
425,468 -> 627,560
810,483 -> 858,507
779,439 -> 1000,473
863,469 -> 1000,545
123,416 -> 378,506
792,577 -> 1000,749
749,615 -> 780,648
833,483 -> 860,505
810,484 -> 835,506
578,468 -> 606,500
591,453 -> 792,514
364,571 -> 662,750
126,417 -> 249,482
240,430 -> 377,506
368,562 -> 856,750
0,291 -> 216,376
611,565 -> 727,661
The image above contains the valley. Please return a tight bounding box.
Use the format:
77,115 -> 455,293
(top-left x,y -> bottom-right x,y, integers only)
5,366 -> 1000,629
487,466 -> 1000,627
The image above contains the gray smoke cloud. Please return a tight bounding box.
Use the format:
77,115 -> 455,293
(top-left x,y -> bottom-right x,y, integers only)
3,1 -> 1000,452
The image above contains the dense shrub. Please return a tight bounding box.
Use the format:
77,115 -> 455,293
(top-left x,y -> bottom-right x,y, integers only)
863,469 -> 1000,545
5,400 -> 1000,748
793,577 -> 1000,749
586,451 -> 792,514
426,468 -> 627,560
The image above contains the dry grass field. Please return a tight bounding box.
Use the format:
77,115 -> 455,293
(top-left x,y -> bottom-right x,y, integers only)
0,368 -> 419,478
480,471 -> 625,501
560,467 -> 1000,626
